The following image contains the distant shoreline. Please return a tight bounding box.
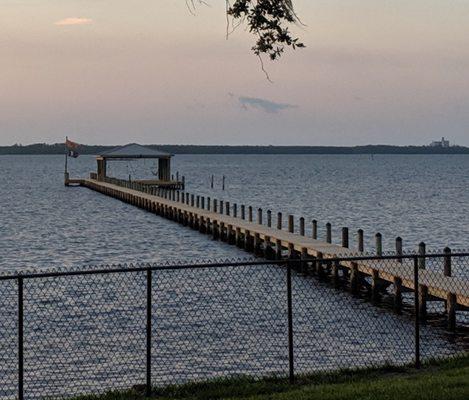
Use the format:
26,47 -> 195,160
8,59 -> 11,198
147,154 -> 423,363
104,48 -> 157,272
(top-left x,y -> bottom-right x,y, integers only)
1,143 -> 469,155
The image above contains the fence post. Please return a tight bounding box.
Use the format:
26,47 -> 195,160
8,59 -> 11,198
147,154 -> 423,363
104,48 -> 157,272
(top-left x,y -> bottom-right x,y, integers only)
299,218 -> 305,236
146,269 -> 152,397
18,276 -> 24,400
267,210 -> 272,228
326,223 -> 332,244
286,261 -> 294,384
413,256 -> 421,369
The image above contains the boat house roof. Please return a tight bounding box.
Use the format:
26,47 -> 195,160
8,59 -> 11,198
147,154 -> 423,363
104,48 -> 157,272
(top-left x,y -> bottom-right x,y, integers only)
99,143 -> 172,160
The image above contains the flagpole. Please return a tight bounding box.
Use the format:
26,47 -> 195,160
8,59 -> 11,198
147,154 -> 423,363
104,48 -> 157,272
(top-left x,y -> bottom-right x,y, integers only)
64,136 -> 69,186
65,136 -> 68,174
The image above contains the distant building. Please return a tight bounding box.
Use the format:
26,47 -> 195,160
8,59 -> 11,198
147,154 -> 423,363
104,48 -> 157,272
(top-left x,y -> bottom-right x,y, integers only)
429,137 -> 450,148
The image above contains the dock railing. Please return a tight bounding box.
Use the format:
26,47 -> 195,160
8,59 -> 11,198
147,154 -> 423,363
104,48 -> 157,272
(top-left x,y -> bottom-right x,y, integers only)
0,253 -> 468,399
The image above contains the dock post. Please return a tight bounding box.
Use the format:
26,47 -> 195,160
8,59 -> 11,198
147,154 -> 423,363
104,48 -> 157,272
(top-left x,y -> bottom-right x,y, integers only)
220,222 -> 226,241
235,227 -> 242,247
326,223 -> 332,244
444,247 -> 452,277
257,208 -> 263,225
299,218 -> 305,236
342,227 -> 349,248
207,197 -> 211,211
418,284 -> 428,322
276,239 -> 282,260
332,260 -> 340,286
316,251 -> 325,278
191,194 -> 195,207
301,247 -> 308,273
248,206 -> 253,222
375,233 -> 383,256
371,270 -> 380,302
241,205 -> 245,220
447,293 -> 456,331
418,242 -> 426,270
350,262 -> 359,294
277,212 -> 282,230
288,215 -> 294,233
288,243 -> 296,261
444,247 -> 456,330
227,224 -> 235,244
226,201 -> 230,216
396,237 -> 403,263
211,174 -> 214,189
312,220 -> 318,240
233,203 -> 237,218
212,220 -> 219,240
357,229 -> 364,252
199,216 -> 206,233
196,195 -> 200,208
254,233 -> 262,255
265,236 -> 274,259
394,277 -> 403,313
186,193 -> 190,205
201,196 -> 205,210
245,230 -> 252,251
213,199 -> 218,213
220,200 -> 224,214
267,210 -> 272,227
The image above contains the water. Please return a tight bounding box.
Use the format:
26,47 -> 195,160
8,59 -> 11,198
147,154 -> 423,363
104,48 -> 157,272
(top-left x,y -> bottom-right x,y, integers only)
0,154 -> 467,398
0,154 -> 467,271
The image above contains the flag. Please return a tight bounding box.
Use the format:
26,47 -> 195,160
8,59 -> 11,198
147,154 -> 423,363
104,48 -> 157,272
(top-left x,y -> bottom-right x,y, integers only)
68,150 -> 79,158
66,138 -> 79,150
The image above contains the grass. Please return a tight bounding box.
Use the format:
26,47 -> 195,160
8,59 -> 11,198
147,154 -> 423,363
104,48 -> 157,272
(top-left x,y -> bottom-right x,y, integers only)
74,357 -> 469,400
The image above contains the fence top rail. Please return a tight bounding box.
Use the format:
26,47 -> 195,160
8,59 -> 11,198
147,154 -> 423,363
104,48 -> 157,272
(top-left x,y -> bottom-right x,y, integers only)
0,252 -> 468,281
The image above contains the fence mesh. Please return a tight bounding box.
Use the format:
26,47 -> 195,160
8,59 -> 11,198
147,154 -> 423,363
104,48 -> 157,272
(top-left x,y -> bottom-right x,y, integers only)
0,254 -> 467,399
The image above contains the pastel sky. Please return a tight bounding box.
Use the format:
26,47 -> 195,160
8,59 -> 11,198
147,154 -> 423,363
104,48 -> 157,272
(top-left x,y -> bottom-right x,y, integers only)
1,0 -> 469,146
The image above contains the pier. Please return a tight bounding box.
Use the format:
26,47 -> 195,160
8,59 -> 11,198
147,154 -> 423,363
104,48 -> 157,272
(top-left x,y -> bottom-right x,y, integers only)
68,175 -> 469,330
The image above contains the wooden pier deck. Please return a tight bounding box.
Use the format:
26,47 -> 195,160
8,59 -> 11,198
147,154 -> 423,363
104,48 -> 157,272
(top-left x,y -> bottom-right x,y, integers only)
73,177 -> 468,328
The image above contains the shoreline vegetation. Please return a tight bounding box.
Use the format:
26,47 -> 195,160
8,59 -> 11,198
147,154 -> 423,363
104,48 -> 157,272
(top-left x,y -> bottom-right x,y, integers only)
1,143 -> 469,155
72,356 -> 469,400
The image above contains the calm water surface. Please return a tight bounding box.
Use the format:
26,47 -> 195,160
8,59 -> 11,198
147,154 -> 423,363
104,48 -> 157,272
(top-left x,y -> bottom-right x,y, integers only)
1,154 -> 467,270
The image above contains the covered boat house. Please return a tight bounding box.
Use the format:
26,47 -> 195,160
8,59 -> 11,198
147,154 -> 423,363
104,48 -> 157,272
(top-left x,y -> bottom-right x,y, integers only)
94,143 -> 184,189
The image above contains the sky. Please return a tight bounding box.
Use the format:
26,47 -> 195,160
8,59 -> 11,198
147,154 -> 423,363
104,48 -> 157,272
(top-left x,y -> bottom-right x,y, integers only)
1,0 -> 469,146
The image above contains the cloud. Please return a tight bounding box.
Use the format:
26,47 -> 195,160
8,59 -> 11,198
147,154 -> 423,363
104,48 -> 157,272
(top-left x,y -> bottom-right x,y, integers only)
55,17 -> 93,26
238,96 -> 297,114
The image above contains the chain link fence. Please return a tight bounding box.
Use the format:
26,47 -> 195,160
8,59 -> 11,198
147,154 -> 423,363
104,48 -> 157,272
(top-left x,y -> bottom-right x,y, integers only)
0,253 -> 468,399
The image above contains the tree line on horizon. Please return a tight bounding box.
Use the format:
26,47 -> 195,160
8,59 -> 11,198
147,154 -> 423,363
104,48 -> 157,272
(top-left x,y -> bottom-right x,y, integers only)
1,143 -> 468,155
